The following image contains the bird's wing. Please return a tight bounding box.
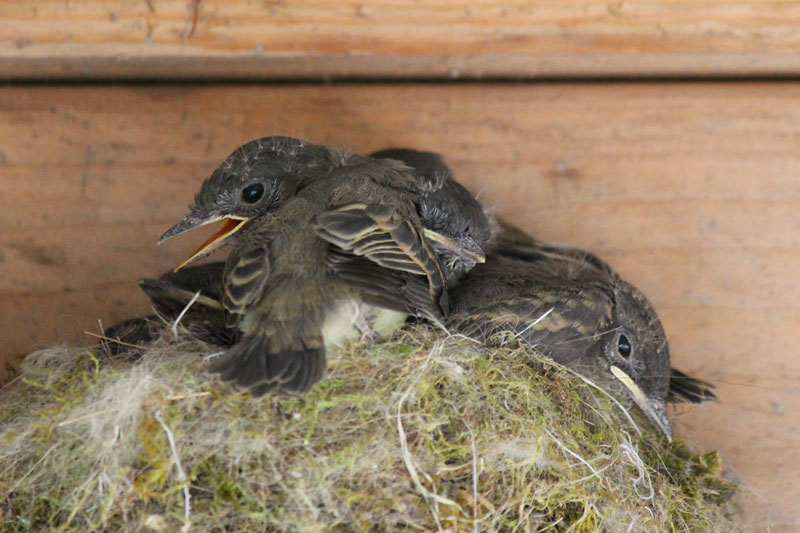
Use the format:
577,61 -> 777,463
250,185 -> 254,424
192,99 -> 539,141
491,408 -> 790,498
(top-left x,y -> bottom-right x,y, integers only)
158,261 -> 226,301
209,326 -> 326,397
221,245 -> 271,327
139,276 -> 224,317
493,220 -> 615,280
449,284 -> 614,365
101,315 -> 160,357
667,368 -> 717,403
314,203 -> 449,317
324,248 -> 445,319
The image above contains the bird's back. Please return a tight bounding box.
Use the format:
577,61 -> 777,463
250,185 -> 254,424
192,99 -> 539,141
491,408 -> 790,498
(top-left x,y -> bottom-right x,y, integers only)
447,251 -> 615,365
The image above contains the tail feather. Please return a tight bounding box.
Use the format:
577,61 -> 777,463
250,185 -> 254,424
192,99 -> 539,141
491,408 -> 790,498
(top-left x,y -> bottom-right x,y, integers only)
209,335 -> 327,395
288,345 -> 327,393
250,381 -> 279,397
668,368 -> 717,403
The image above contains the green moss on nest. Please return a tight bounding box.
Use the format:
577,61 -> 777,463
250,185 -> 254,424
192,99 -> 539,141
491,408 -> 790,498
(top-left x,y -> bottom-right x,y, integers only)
0,327 -> 735,531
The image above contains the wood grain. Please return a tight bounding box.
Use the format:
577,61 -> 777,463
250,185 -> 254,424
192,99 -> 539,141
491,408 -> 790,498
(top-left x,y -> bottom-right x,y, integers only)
4,1 -> 800,79
1,83 -> 798,527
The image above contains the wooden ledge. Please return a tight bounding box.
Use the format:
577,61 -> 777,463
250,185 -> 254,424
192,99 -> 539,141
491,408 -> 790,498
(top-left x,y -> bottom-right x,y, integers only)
4,1 -> 800,80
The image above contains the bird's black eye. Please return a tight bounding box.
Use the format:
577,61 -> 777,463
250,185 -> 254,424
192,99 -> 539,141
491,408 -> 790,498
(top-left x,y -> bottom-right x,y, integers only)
241,183 -> 265,204
617,334 -> 632,358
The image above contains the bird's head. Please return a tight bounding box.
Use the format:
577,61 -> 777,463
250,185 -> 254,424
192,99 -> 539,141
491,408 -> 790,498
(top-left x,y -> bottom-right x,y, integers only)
417,178 -> 495,283
159,137 -> 334,270
370,148 -> 494,282
599,281 -> 673,441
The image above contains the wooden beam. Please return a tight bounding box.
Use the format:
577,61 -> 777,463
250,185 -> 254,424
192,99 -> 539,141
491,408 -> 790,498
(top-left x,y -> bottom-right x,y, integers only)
0,83 -> 797,526
4,1 -> 800,79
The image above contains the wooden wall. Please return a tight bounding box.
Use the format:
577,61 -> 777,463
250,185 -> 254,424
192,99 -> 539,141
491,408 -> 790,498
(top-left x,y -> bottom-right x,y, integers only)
2,2 -> 799,529
5,1 -> 800,79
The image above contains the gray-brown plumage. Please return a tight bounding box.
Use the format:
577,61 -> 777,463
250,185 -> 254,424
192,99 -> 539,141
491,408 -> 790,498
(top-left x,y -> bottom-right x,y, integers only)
370,148 -> 495,283
156,139 -> 498,396
490,220 -> 716,405
323,147 -> 496,322
101,316 -> 162,357
160,138 -> 471,396
446,221 -> 715,440
209,155 -> 454,395
158,137 -> 340,269
101,262 -> 232,356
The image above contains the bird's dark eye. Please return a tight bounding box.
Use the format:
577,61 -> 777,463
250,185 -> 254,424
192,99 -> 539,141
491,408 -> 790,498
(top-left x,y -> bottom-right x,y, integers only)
241,183 -> 265,204
617,334 -> 632,358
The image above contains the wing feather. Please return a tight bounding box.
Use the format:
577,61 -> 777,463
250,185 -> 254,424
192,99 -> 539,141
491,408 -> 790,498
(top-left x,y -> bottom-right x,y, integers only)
222,246 -> 271,326
315,203 -> 449,317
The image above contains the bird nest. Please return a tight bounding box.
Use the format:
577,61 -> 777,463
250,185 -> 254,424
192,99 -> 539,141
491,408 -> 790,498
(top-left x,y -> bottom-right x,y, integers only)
0,324 -> 735,532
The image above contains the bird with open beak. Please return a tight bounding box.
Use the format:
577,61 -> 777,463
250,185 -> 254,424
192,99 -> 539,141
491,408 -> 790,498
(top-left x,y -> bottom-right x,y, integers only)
446,221 -> 716,441
158,137 -> 339,270
158,137 -> 494,395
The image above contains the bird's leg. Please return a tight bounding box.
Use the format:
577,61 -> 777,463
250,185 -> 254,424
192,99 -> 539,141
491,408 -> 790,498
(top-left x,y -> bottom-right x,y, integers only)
351,301 -> 379,345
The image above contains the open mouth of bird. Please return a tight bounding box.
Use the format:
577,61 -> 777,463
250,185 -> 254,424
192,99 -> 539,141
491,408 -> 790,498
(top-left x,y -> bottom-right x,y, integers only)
158,215 -> 249,272
610,365 -> 673,441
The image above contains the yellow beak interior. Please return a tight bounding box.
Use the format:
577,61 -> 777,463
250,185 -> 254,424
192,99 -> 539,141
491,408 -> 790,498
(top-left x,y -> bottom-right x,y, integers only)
173,217 -> 248,272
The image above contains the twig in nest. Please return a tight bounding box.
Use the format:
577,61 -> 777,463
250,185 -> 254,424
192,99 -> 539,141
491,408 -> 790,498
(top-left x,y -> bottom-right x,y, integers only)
85,331 -> 147,352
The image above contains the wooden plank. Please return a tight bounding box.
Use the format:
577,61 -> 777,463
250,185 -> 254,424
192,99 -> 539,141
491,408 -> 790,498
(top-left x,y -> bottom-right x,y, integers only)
4,1 -> 800,79
1,83 -> 798,526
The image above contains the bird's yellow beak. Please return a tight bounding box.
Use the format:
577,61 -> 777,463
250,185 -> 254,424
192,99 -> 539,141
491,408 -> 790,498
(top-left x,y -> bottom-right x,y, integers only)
158,215 -> 249,272
610,365 -> 673,442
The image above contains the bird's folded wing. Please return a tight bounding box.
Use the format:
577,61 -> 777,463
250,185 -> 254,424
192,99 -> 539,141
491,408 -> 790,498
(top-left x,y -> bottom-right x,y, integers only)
325,248 -> 445,319
448,285 -> 614,365
101,315 -> 161,356
158,261 -> 226,301
314,203 -> 449,317
222,245 -> 271,327
139,277 -> 224,317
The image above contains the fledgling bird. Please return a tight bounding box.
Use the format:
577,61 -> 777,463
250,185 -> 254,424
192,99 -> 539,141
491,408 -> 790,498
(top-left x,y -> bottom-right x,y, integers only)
108,135 -> 340,358
210,160 -> 450,395
490,220 -> 716,406
446,221 -> 715,440
158,137 -> 340,270
160,138 -> 493,396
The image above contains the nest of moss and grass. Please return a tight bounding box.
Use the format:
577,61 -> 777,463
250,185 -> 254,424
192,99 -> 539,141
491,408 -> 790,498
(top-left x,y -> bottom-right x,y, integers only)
0,322 -> 736,532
